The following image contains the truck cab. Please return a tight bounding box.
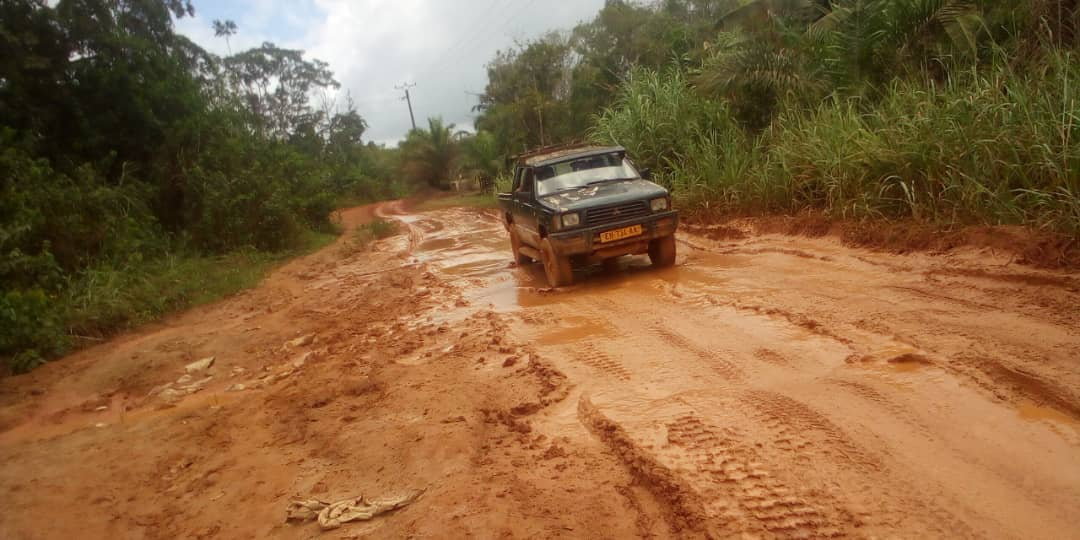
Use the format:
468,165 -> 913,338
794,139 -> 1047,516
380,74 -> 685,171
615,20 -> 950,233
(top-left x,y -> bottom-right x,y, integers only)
497,144 -> 679,287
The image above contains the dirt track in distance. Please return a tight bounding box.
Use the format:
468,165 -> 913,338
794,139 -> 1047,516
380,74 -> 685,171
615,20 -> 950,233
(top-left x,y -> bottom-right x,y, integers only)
1,201 -> 1078,539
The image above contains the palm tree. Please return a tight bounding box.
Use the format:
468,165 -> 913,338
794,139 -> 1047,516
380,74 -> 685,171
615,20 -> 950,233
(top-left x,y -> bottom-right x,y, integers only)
400,117 -> 458,188
697,0 -> 986,125
458,130 -> 502,184
212,19 -> 238,54
810,0 -> 984,86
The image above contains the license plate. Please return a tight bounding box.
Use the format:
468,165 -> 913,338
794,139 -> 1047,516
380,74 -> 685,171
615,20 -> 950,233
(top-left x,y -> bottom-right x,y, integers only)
599,224 -> 643,243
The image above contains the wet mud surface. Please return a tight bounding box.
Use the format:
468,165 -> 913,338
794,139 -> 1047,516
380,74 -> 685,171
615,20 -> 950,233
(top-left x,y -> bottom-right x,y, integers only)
2,202 -> 1079,538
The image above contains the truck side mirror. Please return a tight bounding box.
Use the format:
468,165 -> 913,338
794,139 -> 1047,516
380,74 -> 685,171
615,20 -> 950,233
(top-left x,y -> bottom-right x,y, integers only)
640,168 -> 653,180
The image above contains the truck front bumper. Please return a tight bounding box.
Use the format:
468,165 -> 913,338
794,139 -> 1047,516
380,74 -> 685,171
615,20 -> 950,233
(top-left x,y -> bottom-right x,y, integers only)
547,211 -> 678,261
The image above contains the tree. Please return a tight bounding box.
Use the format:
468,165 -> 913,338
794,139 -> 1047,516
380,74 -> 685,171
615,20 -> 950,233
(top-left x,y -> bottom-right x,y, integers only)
400,118 -> 458,188
0,0 -> 387,370
458,130 -> 502,185
212,19 -> 238,54
695,0 -> 989,129
475,33 -> 574,156
223,43 -> 340,139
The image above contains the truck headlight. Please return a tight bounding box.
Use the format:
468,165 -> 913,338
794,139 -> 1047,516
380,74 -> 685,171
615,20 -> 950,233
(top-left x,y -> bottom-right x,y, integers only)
561,213 -> 580,228
650,197 -> 669,212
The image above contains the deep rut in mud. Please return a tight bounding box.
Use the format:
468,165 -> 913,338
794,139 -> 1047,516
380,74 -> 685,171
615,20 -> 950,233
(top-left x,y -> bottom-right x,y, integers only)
1,202 -> 1078,539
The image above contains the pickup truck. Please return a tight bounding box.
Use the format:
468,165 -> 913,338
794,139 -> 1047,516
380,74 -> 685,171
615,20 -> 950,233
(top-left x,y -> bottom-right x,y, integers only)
497,144 -> 678,287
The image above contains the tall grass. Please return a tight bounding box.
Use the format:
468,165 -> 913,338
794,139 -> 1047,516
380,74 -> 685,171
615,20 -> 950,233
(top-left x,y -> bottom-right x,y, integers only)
589,68 -> 761,209
5,231 -> 337,374
591,49 -> 1080,235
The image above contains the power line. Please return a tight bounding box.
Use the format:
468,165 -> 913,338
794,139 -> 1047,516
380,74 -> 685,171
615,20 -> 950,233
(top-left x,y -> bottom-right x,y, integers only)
426,0 -> 541,82
415,0 -> 508,79
401,1 -> 543,136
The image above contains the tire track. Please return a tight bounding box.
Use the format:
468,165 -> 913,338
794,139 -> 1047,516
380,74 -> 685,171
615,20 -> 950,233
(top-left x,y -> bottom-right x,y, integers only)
579,396 -> 853,538
736,388 -> 982,538
574,343 -> 632,382
739,390 -> 878,469
577,396 -> 712,535
661,413 -> 849,538
825,378 -> 937,442
648,323 -> 743,381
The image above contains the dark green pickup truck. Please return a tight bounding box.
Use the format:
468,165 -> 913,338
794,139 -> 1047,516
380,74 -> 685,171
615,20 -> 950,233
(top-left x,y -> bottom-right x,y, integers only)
497,144 -> 678,287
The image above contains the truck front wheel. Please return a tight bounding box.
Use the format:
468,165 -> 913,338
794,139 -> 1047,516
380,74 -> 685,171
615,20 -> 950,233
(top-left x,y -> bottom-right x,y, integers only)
648,235 -> 677,268
540,238 -> 574,287
509,228 -> 532,264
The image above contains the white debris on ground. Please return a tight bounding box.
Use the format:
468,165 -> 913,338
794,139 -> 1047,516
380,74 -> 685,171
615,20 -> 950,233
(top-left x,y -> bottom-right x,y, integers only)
147,335 -> 322,406
184,356 -> 215,373
286,334 -> 316,349
286,490 -> 424,530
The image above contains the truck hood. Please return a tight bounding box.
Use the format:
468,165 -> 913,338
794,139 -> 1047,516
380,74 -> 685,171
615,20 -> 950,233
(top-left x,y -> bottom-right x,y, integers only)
538,179 -> 668,212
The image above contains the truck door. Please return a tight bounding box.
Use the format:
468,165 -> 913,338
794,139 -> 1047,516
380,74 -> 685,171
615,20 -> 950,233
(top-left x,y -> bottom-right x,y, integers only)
512,167 -> 542,247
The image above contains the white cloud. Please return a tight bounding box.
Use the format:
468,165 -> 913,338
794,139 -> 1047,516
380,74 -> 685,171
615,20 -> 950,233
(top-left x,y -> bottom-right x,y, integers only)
179,0 -> 604,144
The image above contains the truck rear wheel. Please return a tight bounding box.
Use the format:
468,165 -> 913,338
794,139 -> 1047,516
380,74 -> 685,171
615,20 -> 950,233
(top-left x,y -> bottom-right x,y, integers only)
540,238 -> 573,287
509,228 -> 532,264
648,234 -> 677,268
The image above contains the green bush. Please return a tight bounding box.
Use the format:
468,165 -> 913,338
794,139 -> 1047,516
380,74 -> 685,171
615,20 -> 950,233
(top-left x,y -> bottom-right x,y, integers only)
0,289 -> 67,372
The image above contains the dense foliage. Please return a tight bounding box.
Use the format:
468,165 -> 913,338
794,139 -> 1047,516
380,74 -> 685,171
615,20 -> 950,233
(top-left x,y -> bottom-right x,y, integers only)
476,0 -> 1079,233
0,0 -> 401,371
397,118 -> 509,190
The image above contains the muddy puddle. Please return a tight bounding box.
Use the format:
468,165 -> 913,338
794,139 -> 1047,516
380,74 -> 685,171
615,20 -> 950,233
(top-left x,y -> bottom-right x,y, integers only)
1016,401 -> 1080,428
402,207 -> 767,315
537,315 -> 618,346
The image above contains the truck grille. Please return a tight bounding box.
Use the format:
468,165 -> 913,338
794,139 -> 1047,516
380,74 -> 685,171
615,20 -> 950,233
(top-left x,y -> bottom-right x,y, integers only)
585,201 -> 650,227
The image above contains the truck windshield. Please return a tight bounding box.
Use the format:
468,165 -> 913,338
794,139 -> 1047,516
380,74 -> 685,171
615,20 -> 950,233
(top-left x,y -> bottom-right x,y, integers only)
534,154 -> 640,196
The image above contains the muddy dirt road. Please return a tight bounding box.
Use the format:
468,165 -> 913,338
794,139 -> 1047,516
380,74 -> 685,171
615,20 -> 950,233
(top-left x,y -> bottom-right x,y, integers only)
2,202 -> 1079,539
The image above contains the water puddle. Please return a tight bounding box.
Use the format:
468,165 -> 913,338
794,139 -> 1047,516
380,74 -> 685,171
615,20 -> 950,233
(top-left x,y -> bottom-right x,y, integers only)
538,316 -> 617,346
469,267 -> 561,310
689,251 -> 754,270
418,237 -> 456,251
885,352 -> 933,373
440,257 -> 508,278
858,346 -> 934,374
1015,401 -> 1080,427
406,209 -> 790,322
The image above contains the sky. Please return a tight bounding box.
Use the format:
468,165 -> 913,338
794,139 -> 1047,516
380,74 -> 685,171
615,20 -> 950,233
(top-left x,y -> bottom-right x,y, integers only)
175,0 -> 606,146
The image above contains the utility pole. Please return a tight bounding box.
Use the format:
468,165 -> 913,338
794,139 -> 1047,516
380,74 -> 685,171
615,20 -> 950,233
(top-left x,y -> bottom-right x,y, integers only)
536,106 -> 545,147
396,82 -> 417,131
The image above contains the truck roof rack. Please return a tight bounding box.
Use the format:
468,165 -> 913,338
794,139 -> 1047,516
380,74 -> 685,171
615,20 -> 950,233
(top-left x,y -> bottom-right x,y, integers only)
508,141 -> 591,165
509,141 -> 626,167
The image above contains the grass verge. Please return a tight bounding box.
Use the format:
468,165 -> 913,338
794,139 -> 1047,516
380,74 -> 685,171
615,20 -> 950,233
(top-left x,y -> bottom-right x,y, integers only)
4,230 -> 335,374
